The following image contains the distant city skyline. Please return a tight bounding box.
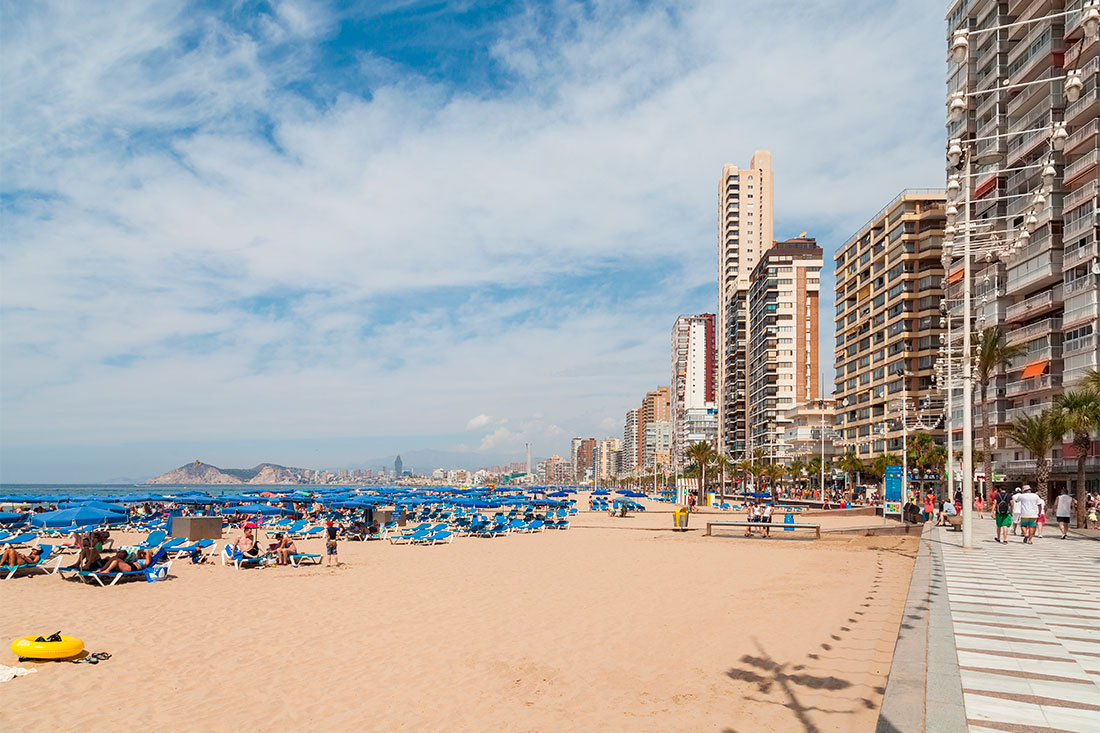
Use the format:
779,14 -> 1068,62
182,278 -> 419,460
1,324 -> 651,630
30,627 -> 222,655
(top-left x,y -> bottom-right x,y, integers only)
1,2 -> 945,482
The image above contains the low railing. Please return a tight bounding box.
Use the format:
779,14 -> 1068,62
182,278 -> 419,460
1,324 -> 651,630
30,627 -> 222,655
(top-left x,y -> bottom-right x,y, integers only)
1063,212 -> 1097,241
1005,289 -> 1057,322
1063,179 -> 1097,212
1065,148 -> 1099,181
1063,239 -> 1098,267
1005,374 -> 1062,397
1066,118 -> 1099,152
1006,317 -> 1062,346
1065,87 -> 1098,123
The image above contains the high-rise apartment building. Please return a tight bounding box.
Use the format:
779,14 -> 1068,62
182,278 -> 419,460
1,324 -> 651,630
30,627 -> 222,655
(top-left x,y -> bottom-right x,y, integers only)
597,437 -> 622,480
718,151 -> 775,463
577,438 -> 597,482
639,386 -> 671,469
833,191 -> 947,461
946,0 -> 1099,486
747,237 -> 823,459
622,409 -> 641,474
643,420 -> 672,469
570,437 -> 582,482
671,313 -> 717,469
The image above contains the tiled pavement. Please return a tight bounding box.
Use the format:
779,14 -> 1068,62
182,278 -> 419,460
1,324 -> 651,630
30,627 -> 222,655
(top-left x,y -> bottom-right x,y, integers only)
935,519 -> 1100,732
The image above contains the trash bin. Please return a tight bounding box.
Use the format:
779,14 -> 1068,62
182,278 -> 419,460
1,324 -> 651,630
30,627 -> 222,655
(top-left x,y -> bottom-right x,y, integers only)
673,508 -> 690,530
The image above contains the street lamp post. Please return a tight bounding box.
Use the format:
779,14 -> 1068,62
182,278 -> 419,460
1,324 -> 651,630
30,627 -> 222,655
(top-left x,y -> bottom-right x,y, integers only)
945,6 -> 1094,548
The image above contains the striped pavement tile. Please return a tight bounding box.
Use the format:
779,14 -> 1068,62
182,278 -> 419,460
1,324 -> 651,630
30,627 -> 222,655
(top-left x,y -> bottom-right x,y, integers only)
933,521 -> 1100,732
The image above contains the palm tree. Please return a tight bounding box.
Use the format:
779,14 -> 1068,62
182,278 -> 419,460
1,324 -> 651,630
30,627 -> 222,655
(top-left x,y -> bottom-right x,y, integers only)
686,442 -> 715,504
1055,390 -> 1100,528
906,432 -> 937,502
1006,411 -> 1067,502
789,460 -> 806,495
974,327 -> 1026,497
714,454 -> 731,502
1082,367 -> 1100,393
836,450 -> 864,500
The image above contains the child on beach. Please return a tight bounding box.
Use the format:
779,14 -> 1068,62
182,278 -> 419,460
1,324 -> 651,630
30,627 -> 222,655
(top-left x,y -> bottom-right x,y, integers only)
974,494 -> 984,519
324,520 -> 339,566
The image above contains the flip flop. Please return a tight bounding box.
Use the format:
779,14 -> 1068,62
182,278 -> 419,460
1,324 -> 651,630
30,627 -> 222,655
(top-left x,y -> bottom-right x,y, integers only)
91,652 -> 111,660
72,657 -> 98,664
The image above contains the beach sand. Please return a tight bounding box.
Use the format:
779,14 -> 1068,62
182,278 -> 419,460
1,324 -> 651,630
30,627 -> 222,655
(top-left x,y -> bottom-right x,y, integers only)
2,499 -> 917,731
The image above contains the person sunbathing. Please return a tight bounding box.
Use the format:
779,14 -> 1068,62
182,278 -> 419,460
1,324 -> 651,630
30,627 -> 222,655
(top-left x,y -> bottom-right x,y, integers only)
1,546 -> 42,567
96,548 -> 155,574
76,535 -> 104,571
270,533 -> 297,565
232,526 -> 261,558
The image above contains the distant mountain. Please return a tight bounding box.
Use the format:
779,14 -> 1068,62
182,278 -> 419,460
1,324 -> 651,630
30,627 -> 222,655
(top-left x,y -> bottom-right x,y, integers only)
146,460 -> 312,485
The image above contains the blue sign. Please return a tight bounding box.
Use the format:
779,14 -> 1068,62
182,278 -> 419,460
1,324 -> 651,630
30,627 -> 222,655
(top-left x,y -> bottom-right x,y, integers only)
884,465 -> 903,502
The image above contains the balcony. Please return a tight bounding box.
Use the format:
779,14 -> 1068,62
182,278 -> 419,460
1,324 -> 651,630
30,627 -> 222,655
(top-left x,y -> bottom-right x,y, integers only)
1065,275 -> 1096,295
1006,126 -> 1050,165
1066,118 -> 1099,154
1064,238 -> 1098,267
1063,210 -> 1097,241
1065,87 -> 1099,125
1064,179 -> 1098,212
1005,401 -> 1055,422
1005,374 -> 1062,397
1008,26 -> 1057,85
1006,317 -> 1063,346
1065,149 -> 1099,183
1006,289 -> 1060,322
1064,332 -> 1097,354
1062,296 -> 1099,327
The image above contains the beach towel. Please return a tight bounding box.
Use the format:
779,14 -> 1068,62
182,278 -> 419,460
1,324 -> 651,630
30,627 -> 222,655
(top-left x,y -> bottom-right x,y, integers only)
0,664 -> 37,683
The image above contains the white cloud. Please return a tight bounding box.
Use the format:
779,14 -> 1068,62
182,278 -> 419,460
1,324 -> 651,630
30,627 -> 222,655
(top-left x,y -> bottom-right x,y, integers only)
466,414 -> 493,431
0,1 -> 945,476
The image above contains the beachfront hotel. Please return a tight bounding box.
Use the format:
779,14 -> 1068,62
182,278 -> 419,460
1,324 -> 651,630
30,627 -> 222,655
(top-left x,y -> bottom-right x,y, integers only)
832,191 -> 947,461
670,313 -> 717,470
946,0 -> 1100,487
746,237 -> 823,462
717,150 -> 775,463
622,408 -> 641,474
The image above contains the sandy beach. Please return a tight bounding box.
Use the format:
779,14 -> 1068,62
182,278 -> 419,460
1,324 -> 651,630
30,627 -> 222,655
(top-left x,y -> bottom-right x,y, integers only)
3,499 -> 917,731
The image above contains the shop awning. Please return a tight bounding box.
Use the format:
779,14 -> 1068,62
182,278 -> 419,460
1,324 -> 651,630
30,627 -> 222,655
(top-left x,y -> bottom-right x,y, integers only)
947,268 -> 965,284
1021,360 -> 1049,379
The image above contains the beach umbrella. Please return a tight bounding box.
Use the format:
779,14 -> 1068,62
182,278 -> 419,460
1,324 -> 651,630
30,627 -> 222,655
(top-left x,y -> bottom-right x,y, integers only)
0,512 -> 29,524
228,503 -> 295,516
65,500 -> 128,513
29,506 -> 128,528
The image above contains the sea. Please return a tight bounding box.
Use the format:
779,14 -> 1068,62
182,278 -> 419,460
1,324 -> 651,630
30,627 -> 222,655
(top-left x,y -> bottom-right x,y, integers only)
0,484 -> 341,504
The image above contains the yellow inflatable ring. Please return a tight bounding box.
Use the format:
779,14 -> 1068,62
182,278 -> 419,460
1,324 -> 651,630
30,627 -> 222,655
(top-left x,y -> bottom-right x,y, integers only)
10,635 -> 84,660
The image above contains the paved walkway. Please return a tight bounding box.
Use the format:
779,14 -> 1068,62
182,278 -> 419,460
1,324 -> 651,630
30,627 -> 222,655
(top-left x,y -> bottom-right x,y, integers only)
934,518 -> 1100,732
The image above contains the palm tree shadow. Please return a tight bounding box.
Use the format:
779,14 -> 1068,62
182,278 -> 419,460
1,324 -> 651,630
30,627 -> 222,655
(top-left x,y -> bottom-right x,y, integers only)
725,638 -> 857,733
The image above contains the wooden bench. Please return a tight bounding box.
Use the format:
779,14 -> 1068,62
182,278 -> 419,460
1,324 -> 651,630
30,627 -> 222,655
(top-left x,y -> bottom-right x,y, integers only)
705,521 -> 821,539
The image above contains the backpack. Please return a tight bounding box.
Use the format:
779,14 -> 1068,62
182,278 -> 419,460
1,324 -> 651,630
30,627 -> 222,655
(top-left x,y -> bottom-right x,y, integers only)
996,492 -> 1012,515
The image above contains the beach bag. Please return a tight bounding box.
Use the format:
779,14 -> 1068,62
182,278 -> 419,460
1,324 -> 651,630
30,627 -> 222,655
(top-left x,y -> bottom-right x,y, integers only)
144,565 -> 168,583
996,493 -> 1011,515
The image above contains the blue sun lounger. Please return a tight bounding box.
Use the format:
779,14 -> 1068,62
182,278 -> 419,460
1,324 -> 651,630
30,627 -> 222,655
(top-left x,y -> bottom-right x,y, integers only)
221,545 -> 267,569
1,532 -> 38,548
59,548 -> 173,587
413,530 -> 453,546
289,552 -> 322,567
1,545 -> 58,580
166,538 -> 217,560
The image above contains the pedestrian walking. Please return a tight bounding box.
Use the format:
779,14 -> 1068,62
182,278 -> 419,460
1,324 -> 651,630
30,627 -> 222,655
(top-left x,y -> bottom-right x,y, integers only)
1054,488 -> 1075,539
1011,488 -> 1022,536
993,487 -> 1013,544
1016,485 -> 1041,545
975,493 -> 985,519
324,519 -> 339,566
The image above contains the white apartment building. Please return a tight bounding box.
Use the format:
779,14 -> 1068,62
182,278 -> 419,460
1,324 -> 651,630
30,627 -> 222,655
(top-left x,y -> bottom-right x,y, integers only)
671,313 -> 717,469
642,420 -> 672,469
622,408 -> 641,473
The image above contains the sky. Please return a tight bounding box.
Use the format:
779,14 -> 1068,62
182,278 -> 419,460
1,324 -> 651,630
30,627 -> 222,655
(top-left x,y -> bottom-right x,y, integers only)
0,0 -> 947,482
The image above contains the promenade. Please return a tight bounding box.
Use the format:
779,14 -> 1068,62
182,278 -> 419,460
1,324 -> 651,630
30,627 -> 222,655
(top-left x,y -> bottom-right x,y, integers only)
881,517 -> 1100,732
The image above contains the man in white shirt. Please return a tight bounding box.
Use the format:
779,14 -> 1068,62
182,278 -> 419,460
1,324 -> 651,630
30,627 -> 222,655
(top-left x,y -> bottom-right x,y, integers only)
1015,485 -> 1041,545
1054,489 -> 1076,539
761,503 -> 774,537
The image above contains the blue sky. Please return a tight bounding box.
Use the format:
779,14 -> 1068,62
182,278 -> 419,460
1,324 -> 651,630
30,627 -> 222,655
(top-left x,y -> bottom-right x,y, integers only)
0,0 -> 946,482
